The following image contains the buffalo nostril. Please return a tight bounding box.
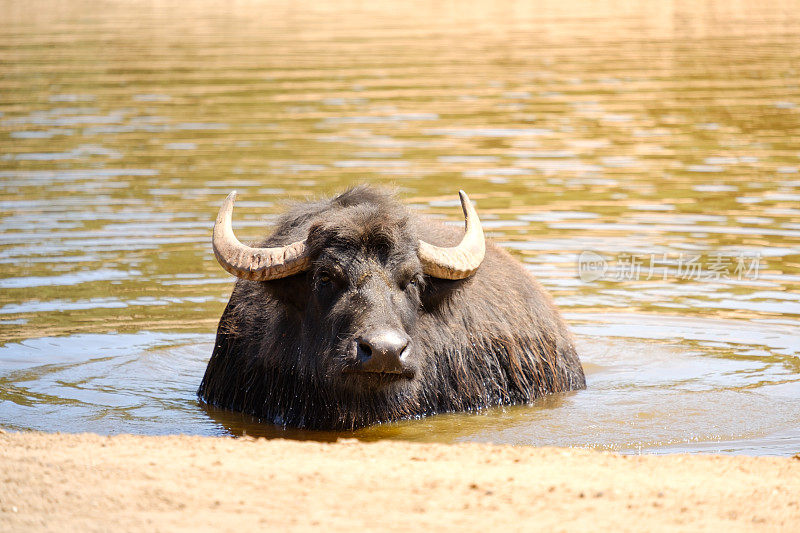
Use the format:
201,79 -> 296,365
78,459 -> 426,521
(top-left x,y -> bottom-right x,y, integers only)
354,330 -> 410,374
356,340 -> 373,362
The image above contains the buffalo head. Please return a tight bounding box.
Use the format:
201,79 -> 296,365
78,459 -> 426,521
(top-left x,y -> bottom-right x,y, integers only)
211,188 -> 484,394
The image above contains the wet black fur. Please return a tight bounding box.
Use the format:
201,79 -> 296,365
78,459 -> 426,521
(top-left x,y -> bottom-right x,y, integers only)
198,186 -> 586,430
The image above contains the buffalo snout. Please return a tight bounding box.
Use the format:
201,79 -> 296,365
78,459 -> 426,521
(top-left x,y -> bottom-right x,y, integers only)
354,329 -> 412,375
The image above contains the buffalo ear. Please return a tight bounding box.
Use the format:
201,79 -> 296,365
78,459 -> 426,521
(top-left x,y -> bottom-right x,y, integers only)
262,271 -> 311,315
419,276 -> 463,311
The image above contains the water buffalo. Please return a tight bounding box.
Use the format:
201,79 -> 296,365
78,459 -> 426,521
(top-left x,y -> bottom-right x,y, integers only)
198,186 -> 585,430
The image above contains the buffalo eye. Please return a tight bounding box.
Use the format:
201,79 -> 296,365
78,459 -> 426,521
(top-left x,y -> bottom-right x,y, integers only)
401,274 -> 423,292
315,266 -> 346,292
316,270 -> 336,289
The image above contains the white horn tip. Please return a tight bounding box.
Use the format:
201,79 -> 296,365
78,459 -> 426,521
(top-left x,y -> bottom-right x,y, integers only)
458,190 -> 473,209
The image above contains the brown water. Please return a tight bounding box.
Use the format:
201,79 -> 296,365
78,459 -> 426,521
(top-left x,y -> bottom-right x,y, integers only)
1,0 -> 799,455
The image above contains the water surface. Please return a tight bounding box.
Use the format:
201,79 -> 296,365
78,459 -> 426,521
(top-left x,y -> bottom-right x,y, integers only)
1,0 -> 799,455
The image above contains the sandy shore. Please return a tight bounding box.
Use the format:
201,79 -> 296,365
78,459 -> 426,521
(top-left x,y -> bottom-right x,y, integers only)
1,431 -> 799,532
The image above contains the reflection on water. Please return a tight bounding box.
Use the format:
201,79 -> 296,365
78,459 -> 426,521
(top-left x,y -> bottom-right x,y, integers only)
1,0 -> 799,454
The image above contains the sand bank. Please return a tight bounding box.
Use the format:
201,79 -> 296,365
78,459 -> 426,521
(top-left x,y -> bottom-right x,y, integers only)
1,431 -> 798,531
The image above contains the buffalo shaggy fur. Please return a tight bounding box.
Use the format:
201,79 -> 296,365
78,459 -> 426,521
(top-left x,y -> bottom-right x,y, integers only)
199,187 -> 585,430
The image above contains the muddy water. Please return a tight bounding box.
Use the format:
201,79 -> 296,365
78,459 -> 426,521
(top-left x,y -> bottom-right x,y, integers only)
1,0 -> 799,455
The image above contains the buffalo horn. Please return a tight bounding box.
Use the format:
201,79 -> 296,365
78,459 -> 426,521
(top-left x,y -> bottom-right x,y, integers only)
418,191 -> 486,280
212,191 -> 311,280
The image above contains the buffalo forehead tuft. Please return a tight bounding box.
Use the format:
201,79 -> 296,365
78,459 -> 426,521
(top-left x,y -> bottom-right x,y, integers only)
306,201 -> 414,261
